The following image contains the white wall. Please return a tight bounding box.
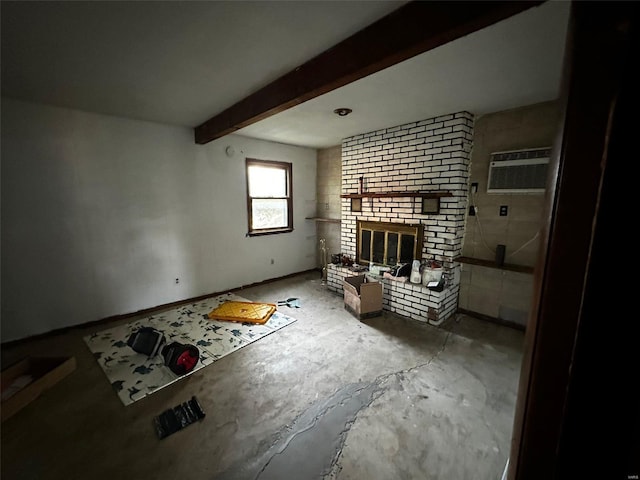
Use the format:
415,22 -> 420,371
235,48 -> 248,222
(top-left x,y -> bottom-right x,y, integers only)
1,98 -> 317,342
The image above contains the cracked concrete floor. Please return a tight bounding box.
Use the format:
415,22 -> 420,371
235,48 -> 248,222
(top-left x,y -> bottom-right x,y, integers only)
1,271 -> 524,480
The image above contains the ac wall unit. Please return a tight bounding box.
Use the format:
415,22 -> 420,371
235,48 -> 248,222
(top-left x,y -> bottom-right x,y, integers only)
487,147 -> 551,194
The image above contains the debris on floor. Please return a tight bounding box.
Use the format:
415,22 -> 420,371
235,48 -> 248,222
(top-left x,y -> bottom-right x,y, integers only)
153,395 -> 206,439
276,297 -> 301,308
1,356 -> 77,422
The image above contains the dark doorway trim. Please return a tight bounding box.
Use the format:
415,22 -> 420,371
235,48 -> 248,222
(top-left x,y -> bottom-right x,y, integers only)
508,3 -> 637,479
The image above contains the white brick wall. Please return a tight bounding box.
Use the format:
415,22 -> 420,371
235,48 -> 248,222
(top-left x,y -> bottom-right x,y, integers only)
329,111 -> 474,325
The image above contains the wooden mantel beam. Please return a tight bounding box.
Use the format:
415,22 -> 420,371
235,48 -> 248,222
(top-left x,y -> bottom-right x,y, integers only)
194,0 -> 543,145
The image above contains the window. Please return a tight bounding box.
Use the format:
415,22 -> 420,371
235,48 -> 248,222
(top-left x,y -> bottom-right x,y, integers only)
246,158 -> 293,236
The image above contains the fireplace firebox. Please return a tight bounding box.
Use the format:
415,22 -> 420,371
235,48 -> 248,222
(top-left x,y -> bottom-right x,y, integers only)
356,221 -> 424,266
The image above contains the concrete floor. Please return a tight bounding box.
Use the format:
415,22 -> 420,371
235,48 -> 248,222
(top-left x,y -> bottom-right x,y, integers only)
1,271 -> 524,480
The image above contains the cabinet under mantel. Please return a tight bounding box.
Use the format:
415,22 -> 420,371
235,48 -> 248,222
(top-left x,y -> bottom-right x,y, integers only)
340,191 -> 453,199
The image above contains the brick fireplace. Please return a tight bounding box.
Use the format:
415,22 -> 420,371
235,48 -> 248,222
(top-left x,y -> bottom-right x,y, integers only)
326,111 -> 473,325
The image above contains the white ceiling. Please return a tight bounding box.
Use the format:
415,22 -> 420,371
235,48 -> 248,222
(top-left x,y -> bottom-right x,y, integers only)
1,0 -> 570,149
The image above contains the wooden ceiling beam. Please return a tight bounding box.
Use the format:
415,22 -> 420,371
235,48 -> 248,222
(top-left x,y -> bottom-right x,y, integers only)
194,0 -> 543,145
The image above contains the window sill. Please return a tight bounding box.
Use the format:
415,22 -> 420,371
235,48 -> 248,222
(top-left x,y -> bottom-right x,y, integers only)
247,227 -> 293,237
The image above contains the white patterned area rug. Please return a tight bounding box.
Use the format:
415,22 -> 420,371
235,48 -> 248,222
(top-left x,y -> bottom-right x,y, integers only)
84,293 -> 296,406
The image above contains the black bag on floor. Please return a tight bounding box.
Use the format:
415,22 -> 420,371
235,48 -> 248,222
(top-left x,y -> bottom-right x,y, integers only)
154,396 -> 206,439
127,327 -> 166,357
161,342 -> 200,376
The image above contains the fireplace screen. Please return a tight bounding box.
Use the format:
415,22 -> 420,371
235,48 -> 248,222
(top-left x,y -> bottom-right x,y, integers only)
357,221 -> 423,266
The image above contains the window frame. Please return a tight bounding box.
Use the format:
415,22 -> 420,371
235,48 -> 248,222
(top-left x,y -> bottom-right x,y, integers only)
245,158 -> 293,237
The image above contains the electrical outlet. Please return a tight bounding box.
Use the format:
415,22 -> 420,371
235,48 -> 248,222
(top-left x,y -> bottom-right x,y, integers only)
500,205 -> 508,216
175,278 -> 179,284
325,202 -> 329,210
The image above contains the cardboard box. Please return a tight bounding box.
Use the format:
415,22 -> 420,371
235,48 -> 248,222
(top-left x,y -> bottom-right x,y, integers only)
1,356 -> 76,422
343,275 -> 383,319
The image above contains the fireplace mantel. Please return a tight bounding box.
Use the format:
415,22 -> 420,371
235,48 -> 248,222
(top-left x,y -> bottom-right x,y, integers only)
340,190 -> 452,199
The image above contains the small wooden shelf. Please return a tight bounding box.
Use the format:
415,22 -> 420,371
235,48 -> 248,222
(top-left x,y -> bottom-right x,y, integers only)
305,217 -> 341,223
340,191 -> 453,199
455,256 -> 534,274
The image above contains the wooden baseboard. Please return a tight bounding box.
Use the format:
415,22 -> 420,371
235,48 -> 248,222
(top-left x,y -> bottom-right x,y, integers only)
1,269 -> 318,348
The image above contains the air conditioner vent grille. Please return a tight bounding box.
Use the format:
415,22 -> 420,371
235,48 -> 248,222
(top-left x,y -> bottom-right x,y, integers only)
487,147 -> 551,194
